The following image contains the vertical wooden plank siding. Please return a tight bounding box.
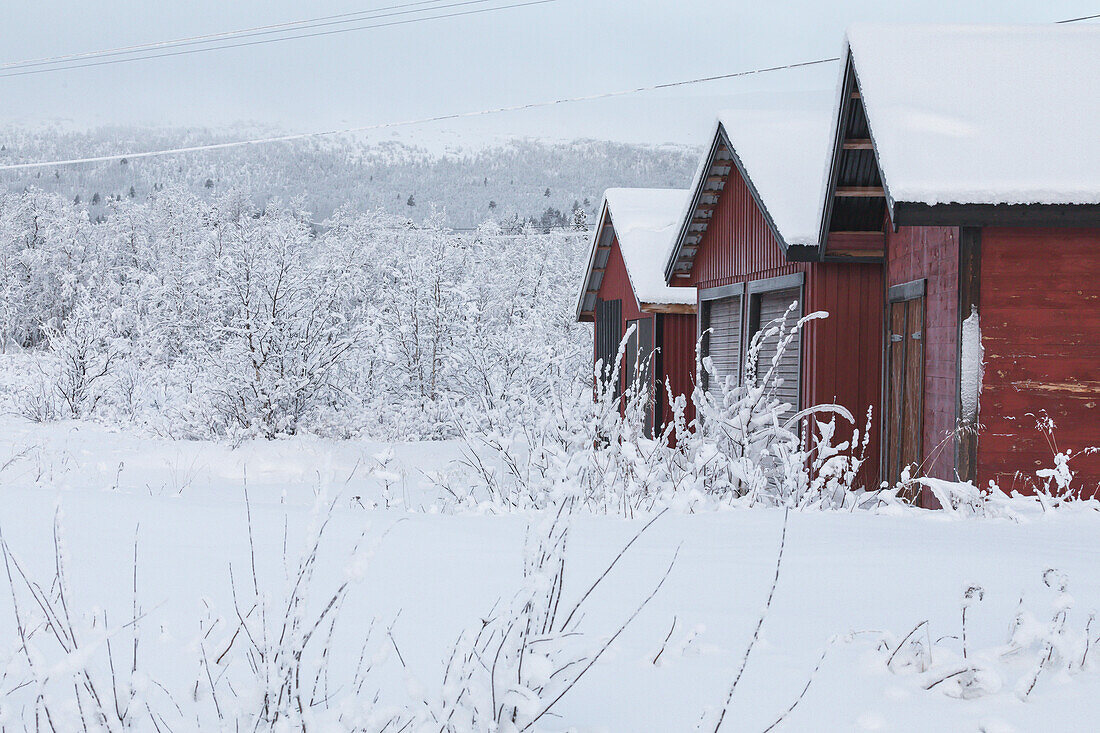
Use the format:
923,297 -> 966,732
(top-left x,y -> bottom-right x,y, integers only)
978,227 -> 1100,496
884,222 -> 960,482
596,236 -> 697,430
688,162 -> 805,289
594,237 -> 651,397
802,263 -> 884,489
688,158 -> 883,487
658,313 -> 698,426
597,238 -> 649,326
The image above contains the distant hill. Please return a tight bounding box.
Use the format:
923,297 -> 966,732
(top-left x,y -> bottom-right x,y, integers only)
0,127 -> 700,229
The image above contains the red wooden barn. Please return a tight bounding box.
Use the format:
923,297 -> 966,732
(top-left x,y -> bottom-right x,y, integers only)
816,24 -> 1100,498
576,188 -> 697,432
663,103 -> 884,483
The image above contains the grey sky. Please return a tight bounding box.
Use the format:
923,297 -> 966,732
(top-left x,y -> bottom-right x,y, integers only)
2,1 -> 1095,147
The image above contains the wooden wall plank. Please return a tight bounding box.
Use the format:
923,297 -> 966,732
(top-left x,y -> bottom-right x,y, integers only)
978,227 -> 1100,496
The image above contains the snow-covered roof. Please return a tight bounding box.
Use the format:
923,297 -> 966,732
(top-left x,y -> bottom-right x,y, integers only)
665,96 -> 834,280
716,103 -> 834,247
576,188 -> 695,320
846,23 -> 1100,206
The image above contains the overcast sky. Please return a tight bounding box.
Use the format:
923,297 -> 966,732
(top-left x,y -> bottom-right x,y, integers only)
2,1 -> 1095,147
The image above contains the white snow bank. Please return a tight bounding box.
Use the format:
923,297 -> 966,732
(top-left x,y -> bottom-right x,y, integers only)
0,415 -> 461,510
848,24 -> 1100,205
1,420 -> 1100,729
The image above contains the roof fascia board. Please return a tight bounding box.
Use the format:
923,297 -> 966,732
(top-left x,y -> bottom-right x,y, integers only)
817,48 -> 897,260
664,128 -> 726,283
893,202 -> 1100,227
817,51 -> 855,260
574,199 -> 613,321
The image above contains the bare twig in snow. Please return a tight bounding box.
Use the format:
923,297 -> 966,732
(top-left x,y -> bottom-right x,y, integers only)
711,508 -> 790,732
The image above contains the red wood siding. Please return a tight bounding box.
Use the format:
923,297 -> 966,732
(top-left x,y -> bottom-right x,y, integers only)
802,263 -> 884,487
596,236 -> 697,429
594,237 -> 650,394
657,313 -> 698,426
978,227 -> 1100,496
597,237 -> 648,325
688,164 -> 803,289
885,222 -> 960,482
688,161 -> 883,487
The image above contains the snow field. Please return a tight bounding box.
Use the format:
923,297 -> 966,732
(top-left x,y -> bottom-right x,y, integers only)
2,418 -> 1099,730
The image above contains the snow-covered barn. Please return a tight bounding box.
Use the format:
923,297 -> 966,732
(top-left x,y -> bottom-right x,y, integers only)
663,103 -> 884,484
817,24 -> 1100,499
576,188 -> 697,433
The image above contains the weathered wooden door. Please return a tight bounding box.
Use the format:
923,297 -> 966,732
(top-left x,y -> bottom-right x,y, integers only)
885,292 -> 925,498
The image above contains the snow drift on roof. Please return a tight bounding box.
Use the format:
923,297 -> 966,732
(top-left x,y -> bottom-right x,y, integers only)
716,96 -> 834,247
847,24 -> 1100,206
602,188 -> 695,305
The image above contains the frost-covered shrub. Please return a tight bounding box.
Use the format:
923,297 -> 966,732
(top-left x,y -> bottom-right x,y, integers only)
443,307 -> 873,515
0,189 -> 98,349
34,292 -> 125,419
876,570 -> 1097,702
195,196 -> 372,438
0,510 -> 188,730
413,499 -> 676,731
0,495 -> 676,730
0,499 -> 406,731
682,305 -> 870,509
0,188 -> 589,441
1026,413 -> 1100,504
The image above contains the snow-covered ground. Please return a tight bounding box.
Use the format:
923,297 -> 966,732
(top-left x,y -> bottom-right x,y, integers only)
1,416 -> 1099,731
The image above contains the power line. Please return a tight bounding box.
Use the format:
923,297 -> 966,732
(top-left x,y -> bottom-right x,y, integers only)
0,58 -> 839,171
0,11 -> 1092,170
8,4 -> 1092,77
1,0 -> 455,71
11,3 -> 1095,75
1056,12 -> 1100,22
0,0 -> 557,79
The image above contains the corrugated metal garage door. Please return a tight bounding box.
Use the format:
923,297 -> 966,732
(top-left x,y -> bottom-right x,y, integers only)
754,287 -> 801,410
703,295 -> 742,391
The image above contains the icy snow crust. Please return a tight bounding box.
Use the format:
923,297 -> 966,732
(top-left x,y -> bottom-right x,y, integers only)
3,417 -> 1100,730
600,188 -> 696,306
716,101 -> 835,247
847,24 -> 1100,206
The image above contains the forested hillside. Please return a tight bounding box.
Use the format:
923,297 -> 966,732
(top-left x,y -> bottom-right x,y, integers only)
0,127 -> 699,229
